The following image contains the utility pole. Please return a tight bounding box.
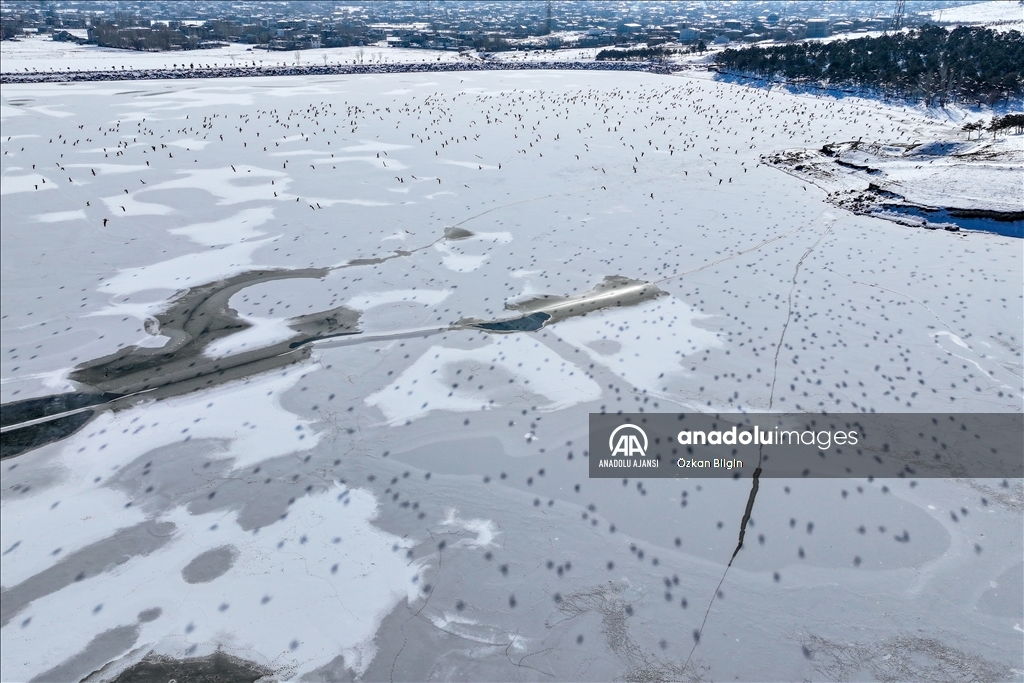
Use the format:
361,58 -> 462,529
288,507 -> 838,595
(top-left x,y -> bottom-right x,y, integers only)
546,0 -> 552,35
887,0 -> 906,34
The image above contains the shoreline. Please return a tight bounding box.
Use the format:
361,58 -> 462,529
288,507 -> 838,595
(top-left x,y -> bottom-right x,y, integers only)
0,59 -> 676,84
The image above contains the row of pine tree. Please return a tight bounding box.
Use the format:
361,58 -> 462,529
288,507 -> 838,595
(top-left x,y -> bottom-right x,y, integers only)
715,26 -> 1024,106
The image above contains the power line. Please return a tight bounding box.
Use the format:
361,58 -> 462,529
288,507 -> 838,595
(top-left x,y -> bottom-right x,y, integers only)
888,0 -> 907,34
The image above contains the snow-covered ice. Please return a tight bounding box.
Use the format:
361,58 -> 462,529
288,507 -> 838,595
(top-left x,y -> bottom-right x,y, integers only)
2,66 -> 1021,682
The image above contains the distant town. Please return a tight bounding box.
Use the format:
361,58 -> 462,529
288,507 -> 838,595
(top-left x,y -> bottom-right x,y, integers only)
0,0 -> 990,53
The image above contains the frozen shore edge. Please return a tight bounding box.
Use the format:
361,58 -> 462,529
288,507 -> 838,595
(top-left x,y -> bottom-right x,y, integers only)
0,59 -> 677,84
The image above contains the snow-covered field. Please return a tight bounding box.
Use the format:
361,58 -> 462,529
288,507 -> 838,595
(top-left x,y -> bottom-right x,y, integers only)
2,67 -> 1022,682
928,0 -> 1024,31
0,36 -> 472,74
0,35 -> 614,76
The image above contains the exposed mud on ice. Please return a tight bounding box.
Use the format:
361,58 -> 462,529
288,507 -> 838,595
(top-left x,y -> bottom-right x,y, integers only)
463,275 -> 665,333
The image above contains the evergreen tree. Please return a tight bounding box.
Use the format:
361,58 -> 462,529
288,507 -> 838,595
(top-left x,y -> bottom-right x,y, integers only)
714,26 -> 1024,106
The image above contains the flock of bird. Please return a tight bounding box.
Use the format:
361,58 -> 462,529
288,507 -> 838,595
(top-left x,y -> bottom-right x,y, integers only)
2,70 -> 1019,682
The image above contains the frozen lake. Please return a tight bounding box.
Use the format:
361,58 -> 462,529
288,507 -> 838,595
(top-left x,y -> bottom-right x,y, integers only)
1,70 -> 1021,682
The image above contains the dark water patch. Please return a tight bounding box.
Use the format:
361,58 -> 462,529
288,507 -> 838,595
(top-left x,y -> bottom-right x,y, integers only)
0,392 -> 116,429
880,205 -> 1024,237
1,410 -> 95,460
107,651 -> 272,683
475,311 -> 551,332
948,207 -> 1024,222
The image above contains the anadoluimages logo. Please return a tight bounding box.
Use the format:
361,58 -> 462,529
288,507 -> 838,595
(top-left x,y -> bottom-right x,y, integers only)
609,424 -> 648,457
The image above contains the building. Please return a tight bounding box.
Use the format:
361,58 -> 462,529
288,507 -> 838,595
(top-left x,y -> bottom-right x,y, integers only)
806,18 -> 830,38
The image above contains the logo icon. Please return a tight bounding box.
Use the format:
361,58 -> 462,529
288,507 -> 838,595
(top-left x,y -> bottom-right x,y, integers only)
609,424 -> 648,457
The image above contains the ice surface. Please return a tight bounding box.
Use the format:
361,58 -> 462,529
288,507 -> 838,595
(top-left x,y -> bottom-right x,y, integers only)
365,337 -> 602,425
1,173 -> 57,195
169,206 -> 275,247
551,296 -> 720,396
201,313 -> 296,359
32,209 -> 85,224
2,68 -> 1021,682
2,486 -> 425,682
